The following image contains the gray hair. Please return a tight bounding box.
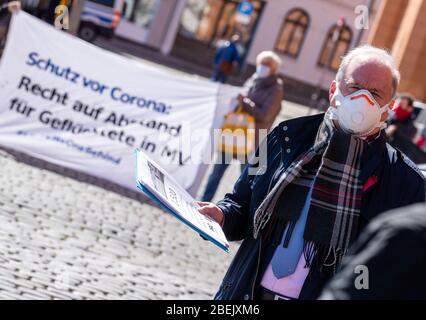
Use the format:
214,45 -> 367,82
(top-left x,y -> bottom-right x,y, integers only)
336,45 -> 401,98
256,51 -> 282,71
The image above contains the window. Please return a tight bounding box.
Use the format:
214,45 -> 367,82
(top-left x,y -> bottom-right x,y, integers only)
179,0 -> 263,45
275,8 -> 309,58
122,0 -> 161,28
318,24 -> 352,71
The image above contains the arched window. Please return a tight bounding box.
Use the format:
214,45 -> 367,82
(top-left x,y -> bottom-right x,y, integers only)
318,24 -> 352,71
275,8 -> 310,58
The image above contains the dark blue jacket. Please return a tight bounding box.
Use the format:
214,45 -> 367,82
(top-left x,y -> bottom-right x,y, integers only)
215,113 -> 426,300
214,41 -> 240,66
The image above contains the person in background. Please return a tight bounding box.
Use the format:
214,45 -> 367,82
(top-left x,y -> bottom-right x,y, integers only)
198,45 -> 425,300
0,1 -> 20,54
237,51 -> 284,149
386,95 -> 426,163
45,0 -> 62,25
200,51 -> 283,202
416,126 -> 426,150
387,95 -> 417,141
37,0 -> 52,23
319,204 -> 426,300
0,1 -> 20,31
0,0 -> 20,14
212,34 -> 241,83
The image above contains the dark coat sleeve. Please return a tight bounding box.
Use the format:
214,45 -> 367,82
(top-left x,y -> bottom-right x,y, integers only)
396,156 -> 426,205
216,164 -> 253,242
215,127 -> 280,242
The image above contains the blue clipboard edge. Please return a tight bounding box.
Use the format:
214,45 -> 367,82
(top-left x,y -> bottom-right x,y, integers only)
134,149 -> 230,253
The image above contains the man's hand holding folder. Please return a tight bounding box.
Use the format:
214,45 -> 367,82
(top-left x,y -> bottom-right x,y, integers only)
197,202 -> 224,227
135,150 -> 230,252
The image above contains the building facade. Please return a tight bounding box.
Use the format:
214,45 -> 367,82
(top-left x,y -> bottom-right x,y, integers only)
368,0 -> 426,102
22,0 -> 424,103
242,0 -> 380,103
117,0 -> 382,104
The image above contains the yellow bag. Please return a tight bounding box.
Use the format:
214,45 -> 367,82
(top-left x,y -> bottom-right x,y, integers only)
218,105 -> 255,156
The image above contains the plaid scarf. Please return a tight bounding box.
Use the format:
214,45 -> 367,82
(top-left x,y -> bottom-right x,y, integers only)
253,110 -> 367,271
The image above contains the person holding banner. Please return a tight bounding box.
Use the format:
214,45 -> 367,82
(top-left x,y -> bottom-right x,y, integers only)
198,45 -> 425,300
0,0 -> 20,15
201,51 -> 283,202
0,1 -> 20,50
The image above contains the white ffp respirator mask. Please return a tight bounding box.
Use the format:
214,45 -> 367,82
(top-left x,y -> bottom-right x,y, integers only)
329,85 -> 393,137
256,65 -> 271,78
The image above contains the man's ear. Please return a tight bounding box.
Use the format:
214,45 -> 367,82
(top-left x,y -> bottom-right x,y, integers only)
329,81 -> 337,106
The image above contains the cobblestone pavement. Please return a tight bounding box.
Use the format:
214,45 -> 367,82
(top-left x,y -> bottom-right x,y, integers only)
0,147 -> 244,300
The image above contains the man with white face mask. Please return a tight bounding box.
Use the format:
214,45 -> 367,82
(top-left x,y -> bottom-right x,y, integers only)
328,50 -> 396,139
198,45 -> 425,300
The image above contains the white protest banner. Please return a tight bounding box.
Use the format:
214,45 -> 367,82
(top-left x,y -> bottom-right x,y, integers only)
0,12 -> 239,194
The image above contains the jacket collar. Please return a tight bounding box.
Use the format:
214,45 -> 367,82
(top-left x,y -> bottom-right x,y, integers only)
277,113 -> 387,184
278,113 -> 325,156
359,130 -> 387,183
